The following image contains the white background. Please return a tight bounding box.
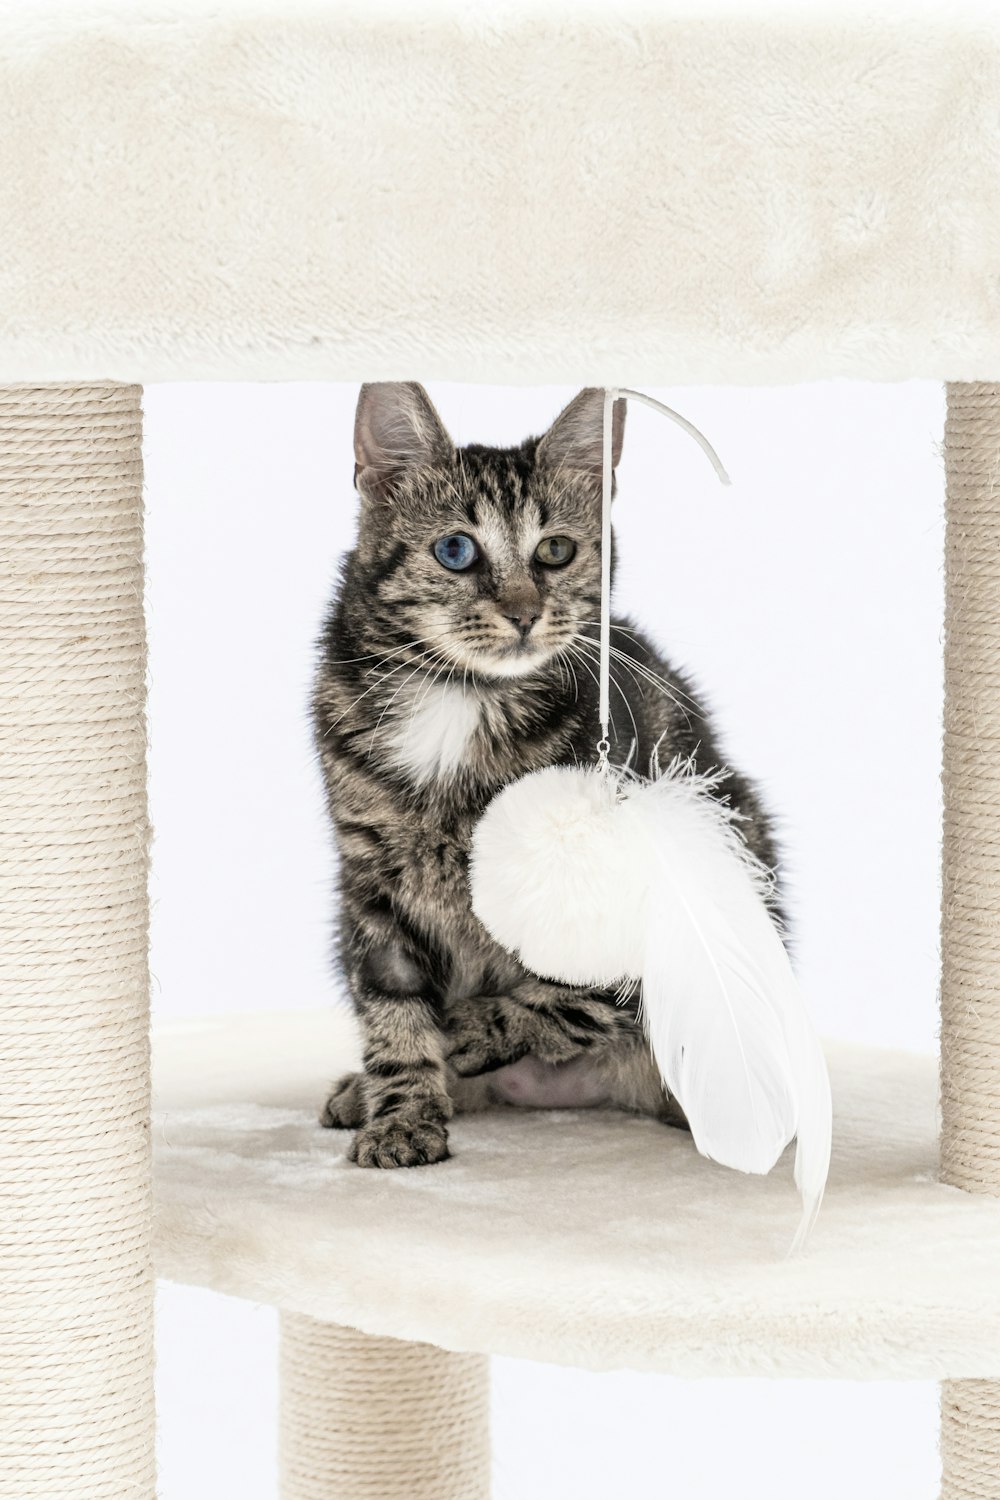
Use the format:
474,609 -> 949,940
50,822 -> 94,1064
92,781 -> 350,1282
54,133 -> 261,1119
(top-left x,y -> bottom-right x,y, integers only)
148,380 -> 944,1498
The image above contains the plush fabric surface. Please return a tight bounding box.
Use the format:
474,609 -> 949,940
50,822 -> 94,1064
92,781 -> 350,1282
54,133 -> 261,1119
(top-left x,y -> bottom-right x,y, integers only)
152,1009 -> 1000,1379
2,1 -> 1000,384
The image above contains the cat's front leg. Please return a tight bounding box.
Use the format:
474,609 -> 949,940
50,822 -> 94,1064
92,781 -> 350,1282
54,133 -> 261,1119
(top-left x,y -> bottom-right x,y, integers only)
338,917 -> 456,1168
442,995 -> 533,1076
323,1067 -> 493,1123
445,979 -> 636,1076
347,990 -> 454,1167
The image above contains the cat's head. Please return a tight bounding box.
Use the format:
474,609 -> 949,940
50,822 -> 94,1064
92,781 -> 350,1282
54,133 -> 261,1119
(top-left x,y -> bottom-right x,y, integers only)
351,382 -> 625,679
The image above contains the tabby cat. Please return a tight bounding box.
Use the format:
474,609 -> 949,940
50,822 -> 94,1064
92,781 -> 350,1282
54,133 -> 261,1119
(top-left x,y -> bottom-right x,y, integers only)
313,383 -> 778,1168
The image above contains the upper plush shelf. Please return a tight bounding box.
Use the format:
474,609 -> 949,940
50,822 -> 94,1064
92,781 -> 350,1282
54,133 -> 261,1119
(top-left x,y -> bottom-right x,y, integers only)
2,2 -> 999,386
152,1008 -> 1000,1381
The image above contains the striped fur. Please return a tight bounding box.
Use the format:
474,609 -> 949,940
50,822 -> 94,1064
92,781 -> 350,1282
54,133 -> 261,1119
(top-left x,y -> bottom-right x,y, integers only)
314,384 -> 778,1167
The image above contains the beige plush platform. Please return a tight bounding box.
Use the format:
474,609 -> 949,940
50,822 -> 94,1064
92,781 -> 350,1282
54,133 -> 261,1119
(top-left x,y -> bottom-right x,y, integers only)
3,1 -> 1000,386
152,1009 -> 1000,1381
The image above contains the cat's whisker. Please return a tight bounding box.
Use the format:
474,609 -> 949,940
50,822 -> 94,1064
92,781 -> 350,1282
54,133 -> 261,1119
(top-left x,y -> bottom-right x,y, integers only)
600,645 -> 678,700
366,647 -> 449,758
363,638 -> 435,678
401,650 -> 460,742
325,644 -> 441,737
577,622 -> 704,714
556,648 -> 581,703
442,660 -> 461,707
359,633 -> 437,681
459,658 -> 483,701
606,647 -> 698,727
612,668 -> 641,760
566,643 -> 621,747
323,648 -> 402,666
325,638 -> 426,670
570,640 -> 639,749
564,650 -> 580,703
573,640 -> 641,756
607,657 -> 687,736
365,644 -> 458,763
323,656 -> 421,735
571,631 -> 696,723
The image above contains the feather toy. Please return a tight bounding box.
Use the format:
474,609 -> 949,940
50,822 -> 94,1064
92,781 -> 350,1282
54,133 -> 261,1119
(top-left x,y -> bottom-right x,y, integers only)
469,390 -> 832,1249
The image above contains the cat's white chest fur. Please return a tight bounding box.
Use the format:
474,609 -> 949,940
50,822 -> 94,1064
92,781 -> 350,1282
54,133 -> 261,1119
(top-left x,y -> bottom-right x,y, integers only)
388,681 -> 481,785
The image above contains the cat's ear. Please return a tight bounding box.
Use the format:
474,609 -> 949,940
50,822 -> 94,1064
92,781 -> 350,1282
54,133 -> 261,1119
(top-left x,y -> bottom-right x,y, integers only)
535,388 -> 626,478
354,383 -> 453,496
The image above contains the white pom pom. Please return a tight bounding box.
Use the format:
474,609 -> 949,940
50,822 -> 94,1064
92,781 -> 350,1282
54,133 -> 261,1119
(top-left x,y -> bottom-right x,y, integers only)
469,765 -> 645,986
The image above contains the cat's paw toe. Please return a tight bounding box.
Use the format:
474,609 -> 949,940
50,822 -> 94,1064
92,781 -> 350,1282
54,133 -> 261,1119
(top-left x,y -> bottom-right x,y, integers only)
446,1042 -> 487,1077
350,1116 -> 451,1169
320,1073 -> 365,1129
444,1010 -> 490,1076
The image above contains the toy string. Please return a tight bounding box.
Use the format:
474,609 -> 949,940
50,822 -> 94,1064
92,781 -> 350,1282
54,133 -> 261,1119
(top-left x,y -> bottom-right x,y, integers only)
598,388 -> 732,772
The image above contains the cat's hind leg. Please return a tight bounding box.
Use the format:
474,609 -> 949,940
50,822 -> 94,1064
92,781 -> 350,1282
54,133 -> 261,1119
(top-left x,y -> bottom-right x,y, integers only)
597,1044 -> 689,1126
320,1072 -> 366,1129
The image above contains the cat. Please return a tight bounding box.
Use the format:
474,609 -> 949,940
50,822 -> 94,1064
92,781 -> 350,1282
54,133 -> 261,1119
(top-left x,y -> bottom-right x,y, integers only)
313,382 -> 779,1168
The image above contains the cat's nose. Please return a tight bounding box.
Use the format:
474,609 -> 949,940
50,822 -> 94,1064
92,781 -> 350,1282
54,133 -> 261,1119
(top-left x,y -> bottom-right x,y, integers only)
504,608 -> 541,639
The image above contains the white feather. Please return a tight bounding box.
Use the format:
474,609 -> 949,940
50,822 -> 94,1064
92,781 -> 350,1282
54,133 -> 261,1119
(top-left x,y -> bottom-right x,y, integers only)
624,769 -> 831,1244
470,759 -> 832,1248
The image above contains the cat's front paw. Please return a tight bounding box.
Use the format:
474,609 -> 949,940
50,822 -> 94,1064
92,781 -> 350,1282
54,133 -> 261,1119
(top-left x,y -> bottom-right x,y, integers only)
320,1072 -> 366,1129
444,996 -> 520,1076
349,1108 -> 451,1169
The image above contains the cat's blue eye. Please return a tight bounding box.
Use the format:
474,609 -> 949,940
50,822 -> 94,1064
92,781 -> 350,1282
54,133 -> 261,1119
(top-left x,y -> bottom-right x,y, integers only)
535,536 -> 576,567
433,533 -> 479,571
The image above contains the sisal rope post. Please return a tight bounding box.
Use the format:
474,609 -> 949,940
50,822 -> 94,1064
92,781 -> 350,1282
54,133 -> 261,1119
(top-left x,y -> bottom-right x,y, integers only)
279,1315 -> 491,1500
941,382 -> 1000,1499
0,386 -> 154,1498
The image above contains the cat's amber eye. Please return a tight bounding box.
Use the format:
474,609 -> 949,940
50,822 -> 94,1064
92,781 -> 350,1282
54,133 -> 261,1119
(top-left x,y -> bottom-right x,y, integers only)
534,536 -> 576,568
433,533 -> 479,571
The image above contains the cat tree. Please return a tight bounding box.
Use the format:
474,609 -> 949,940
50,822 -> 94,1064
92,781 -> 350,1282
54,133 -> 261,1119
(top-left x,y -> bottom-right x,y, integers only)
1,4 -> 999,1498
